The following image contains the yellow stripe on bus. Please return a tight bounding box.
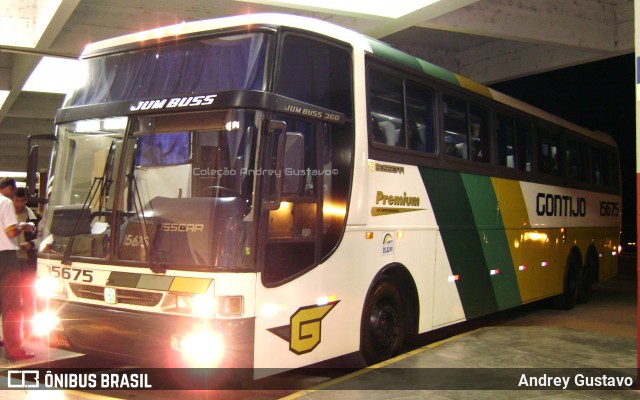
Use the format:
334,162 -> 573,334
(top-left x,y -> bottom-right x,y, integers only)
455,74 -> 492,98
169,277 -> 212,294
491,178 -> 568,303
491,178 -> 545,302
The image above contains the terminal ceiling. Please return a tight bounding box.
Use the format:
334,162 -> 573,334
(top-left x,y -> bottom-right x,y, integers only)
0,0 -> 632,173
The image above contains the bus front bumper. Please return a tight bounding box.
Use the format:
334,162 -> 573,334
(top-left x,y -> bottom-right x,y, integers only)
42,300 -> 255,368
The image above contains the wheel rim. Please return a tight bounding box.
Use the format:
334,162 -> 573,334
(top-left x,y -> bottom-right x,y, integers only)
368,298 -> 399,355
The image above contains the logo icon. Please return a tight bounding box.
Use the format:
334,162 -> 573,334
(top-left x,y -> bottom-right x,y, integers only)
268,301 -> 339,355
7,370 -> 39,388
382,233 -> 395,255
104,287 -> 117,304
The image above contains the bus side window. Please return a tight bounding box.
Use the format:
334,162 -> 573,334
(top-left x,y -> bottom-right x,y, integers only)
591,146 -> 611,186
497,114 -> 533,171
469,104 -> 490,163
443,96 -> 489,162
369,69 -> 404,148
278,34 -> 352,118
537,126 -> 563,176
443,95 -> 467,158
496,113 -> 515,168
515,119 -> 533,171
566,136 -> 588,182
406,81 -> 436,153
610,152 -> 620,190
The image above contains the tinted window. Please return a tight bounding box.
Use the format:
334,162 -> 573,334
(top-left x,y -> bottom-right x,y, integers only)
469,104 -> 490,163
443,95 -> 490,162
369,69 -> 404,147
591,146 -> 611,186
278,34 -> 352,118
515,119 -> 533,171
443,95 -> 468,158
566,136 -> 588,182
497,114 -> 533,171
405,81 -> 436,153
496,114 -> 515,168
537,126 -> 563,177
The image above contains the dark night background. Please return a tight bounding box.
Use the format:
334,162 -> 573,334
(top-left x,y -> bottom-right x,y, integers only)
490,54 -> 636,247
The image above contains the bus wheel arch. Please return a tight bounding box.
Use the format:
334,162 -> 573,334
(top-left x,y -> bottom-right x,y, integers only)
553,247 -> 581,310
359,264 -> 418,365
577,245 -> 599,304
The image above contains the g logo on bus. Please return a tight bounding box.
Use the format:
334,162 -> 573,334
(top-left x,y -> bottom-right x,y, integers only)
104,287 -> 117,304
268,301 -> 339,355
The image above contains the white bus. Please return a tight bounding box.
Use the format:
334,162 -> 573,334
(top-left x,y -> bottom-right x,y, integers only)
34,14 -> 621,374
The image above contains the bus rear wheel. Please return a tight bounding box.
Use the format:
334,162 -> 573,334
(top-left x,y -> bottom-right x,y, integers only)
361,279 -> 406,365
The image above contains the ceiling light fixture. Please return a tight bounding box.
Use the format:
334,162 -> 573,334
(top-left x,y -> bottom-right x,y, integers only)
22,57 -> 80,94
0,90 -> 9,109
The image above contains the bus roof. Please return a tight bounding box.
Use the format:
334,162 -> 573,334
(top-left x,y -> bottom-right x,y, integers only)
82,13 -> 373,57
82,13 -> 616,148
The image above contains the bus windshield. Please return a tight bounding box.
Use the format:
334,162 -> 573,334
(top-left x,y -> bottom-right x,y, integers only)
64,32 -> 269,108
40,110 -> 261,272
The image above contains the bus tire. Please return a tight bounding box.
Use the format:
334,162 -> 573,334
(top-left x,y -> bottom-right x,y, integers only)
361,279 -> 406,365
553,254 -> 579,310
577,248 -> 599,304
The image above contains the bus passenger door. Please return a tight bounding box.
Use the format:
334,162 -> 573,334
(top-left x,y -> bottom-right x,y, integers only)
260,118 -> 321,284
255,117 -> 350,372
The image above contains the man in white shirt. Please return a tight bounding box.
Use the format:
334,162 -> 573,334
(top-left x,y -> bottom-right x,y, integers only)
14,187 -> 41,338
0,178 -> 35,361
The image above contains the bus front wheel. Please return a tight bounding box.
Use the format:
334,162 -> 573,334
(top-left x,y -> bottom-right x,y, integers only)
361,279 -> 406,365
577,249 -> 598,304
553,254 -> 579,310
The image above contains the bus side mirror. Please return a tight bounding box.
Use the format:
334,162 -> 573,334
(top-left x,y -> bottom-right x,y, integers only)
262,121 -> 306,211
262,121 -> 287,211
27,145 -> 39,197
282,132 -> 304,195
26,134 -> 55,205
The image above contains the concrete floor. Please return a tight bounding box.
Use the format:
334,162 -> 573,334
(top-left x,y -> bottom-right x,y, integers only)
0,254 -> 637,399
282,254 -> 638,399
281,326 -> 636,399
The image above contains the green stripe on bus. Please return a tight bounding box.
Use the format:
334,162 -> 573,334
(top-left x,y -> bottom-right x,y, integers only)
419,168 -> 498,318
368,40 -> 423,72
368,39 -> 459,86
138,274 -> 174,291
107,272 -> 141,288
460,173 -> 522,310
418,59 -> 459,86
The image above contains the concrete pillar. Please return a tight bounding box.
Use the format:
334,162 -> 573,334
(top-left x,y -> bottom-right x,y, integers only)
635,0 -> 640,373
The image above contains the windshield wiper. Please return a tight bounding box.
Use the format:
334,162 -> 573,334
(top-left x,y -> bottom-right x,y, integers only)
127,140 -> 166,274
61,141 -> 116,265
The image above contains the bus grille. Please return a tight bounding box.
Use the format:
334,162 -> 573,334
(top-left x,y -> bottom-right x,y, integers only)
69,283 -> 163,307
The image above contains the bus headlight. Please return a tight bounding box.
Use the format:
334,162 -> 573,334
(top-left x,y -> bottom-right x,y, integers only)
172,331 -> 225,367
162,292 -> 216,318
32,311 -> 61,337
192,294 -> 216,318
162,291 -> 243,318
35,276 -> 67,299
176,294 -> 192,310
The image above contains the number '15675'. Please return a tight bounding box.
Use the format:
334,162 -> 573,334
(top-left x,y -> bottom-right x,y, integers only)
599,201 -> 619,217
49,266 -> 93,283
